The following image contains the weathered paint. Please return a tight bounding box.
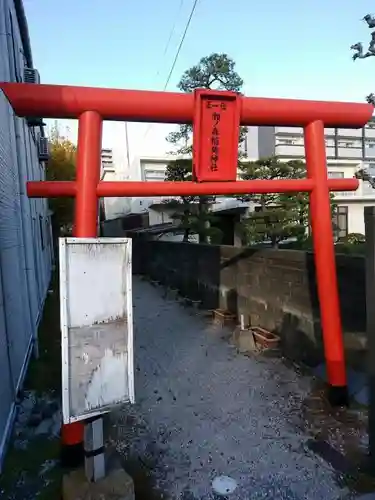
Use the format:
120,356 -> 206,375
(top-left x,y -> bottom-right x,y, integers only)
59,238 -> 134,424
85,347 -> 129,412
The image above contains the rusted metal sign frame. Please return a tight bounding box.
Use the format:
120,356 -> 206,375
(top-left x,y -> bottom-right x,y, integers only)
59,237 -> 134,425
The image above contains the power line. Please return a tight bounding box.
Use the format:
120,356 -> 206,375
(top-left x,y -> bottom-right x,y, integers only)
130,2 -> 185,155
163,0 -> 200,91
153,0 -> 185,83
143,0 -> 199,141
162,0 -> 185,59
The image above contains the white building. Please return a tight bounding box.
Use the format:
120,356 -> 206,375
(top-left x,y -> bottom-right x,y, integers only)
0,0 -> 53,469
101,115 -> 375,237
245,122 -> 375,235
100,147 -> 114,176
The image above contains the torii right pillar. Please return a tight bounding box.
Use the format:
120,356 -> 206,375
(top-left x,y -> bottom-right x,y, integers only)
305,120 -> 348,405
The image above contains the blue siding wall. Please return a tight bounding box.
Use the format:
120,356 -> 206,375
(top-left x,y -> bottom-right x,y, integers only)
0,0 -> 53,469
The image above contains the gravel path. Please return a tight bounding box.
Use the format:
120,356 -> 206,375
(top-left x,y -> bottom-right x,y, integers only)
110,278 -> 367,500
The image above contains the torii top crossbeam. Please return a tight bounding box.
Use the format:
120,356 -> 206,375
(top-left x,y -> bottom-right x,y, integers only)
1,82 -> 372,127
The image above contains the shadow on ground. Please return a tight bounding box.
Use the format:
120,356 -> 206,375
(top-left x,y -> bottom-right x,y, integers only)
0,275 -> 62,500
109,278 -> 375,500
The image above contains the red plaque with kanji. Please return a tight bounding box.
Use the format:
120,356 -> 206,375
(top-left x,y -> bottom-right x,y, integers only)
193,89 -> 241,182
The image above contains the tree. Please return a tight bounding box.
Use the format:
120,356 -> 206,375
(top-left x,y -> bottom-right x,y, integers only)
165,53 -> 245,242
167,53 -> 245,155
164,159 -> 222,243
236,157 -> 336,247
46,125 -> 76,238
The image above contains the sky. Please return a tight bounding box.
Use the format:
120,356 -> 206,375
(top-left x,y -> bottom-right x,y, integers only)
22,0 -> 375,159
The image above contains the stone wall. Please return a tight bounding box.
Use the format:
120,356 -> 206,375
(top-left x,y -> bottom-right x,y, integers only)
133,239 -> 366,367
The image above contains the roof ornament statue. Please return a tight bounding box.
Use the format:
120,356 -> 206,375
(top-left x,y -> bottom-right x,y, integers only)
355,167 -> 375,189
351,14 -> 375,60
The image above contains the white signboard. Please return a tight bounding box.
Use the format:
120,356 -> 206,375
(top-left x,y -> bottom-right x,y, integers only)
59,238 -> 134,424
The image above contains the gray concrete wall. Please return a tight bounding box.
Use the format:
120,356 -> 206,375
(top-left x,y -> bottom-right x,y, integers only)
257,126 -> 275,158
133,239 -> 366,369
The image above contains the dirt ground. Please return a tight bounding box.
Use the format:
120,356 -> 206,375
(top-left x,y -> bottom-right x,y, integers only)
1,275 -> 375,499
0,276 -> 61,500
110,278 -> 375,500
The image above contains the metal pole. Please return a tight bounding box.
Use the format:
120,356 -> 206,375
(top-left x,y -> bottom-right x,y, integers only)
304,120 -> 348,406
74,110 -> 105,482
75,110 -> 102,237
125,122 -> 131,174
365,207 -> 375,465
84,417 -> 105,482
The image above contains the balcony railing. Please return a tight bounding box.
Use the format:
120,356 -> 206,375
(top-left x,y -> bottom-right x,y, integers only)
334,183 -> 375,198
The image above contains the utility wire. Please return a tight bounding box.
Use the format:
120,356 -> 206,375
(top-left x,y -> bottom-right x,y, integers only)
143,0 -> 200,141
162,0 -> 199,91
162,0 -> 185,59
133,2 -> 185,151
153,0 -> 185,83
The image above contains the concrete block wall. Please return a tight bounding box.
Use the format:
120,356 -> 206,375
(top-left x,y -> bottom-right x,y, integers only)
133,238 -> 366,368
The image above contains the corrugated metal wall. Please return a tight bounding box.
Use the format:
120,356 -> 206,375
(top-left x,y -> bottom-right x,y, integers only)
0,0 -> 53,469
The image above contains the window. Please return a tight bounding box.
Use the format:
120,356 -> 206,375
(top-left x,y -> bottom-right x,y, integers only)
325,138 -> 335,148
276,138 -> 299,146
338,140 -> 361,149
328,171 -> 344,178
332,206 -> 348,239
145,170 -> 166,181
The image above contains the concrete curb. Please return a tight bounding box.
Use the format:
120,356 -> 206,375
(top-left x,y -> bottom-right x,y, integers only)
62,466 -> 134,500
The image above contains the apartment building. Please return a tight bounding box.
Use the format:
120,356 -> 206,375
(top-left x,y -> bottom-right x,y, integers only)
245,120 -> 375,235
0,0 -> 53,468
100,147 -> 115,178
102,118 -> 375,235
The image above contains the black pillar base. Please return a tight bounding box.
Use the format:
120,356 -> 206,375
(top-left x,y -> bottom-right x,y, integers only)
327,385 -> 349,407
60,442 -> 85,469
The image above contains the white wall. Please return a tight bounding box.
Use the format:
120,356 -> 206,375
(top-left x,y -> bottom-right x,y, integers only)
103,156 -> 173,220
148,207 -> 173,226
345,202 -> 375,235
0,0 -> 52,470
347,204 -> 365,234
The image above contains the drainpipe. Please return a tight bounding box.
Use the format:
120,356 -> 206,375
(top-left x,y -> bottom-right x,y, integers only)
13,0 -> 32,68
14,0 -> 45,142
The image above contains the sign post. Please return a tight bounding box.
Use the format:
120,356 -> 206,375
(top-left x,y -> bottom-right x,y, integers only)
59,237 -> 134,481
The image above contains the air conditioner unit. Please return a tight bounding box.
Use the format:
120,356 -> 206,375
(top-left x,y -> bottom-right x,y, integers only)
37,136 -> 49,162
23,67 -> 40,85
27,117 -> 45,127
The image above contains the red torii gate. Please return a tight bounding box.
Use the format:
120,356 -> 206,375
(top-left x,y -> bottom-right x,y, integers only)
1,83 -> 372,406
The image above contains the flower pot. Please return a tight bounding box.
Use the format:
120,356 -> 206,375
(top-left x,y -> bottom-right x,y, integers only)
213,309 -> 236,327
251,326 -> 280,349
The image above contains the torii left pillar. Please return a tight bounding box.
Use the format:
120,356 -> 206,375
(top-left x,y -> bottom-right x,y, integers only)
61,110 -> 104,481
